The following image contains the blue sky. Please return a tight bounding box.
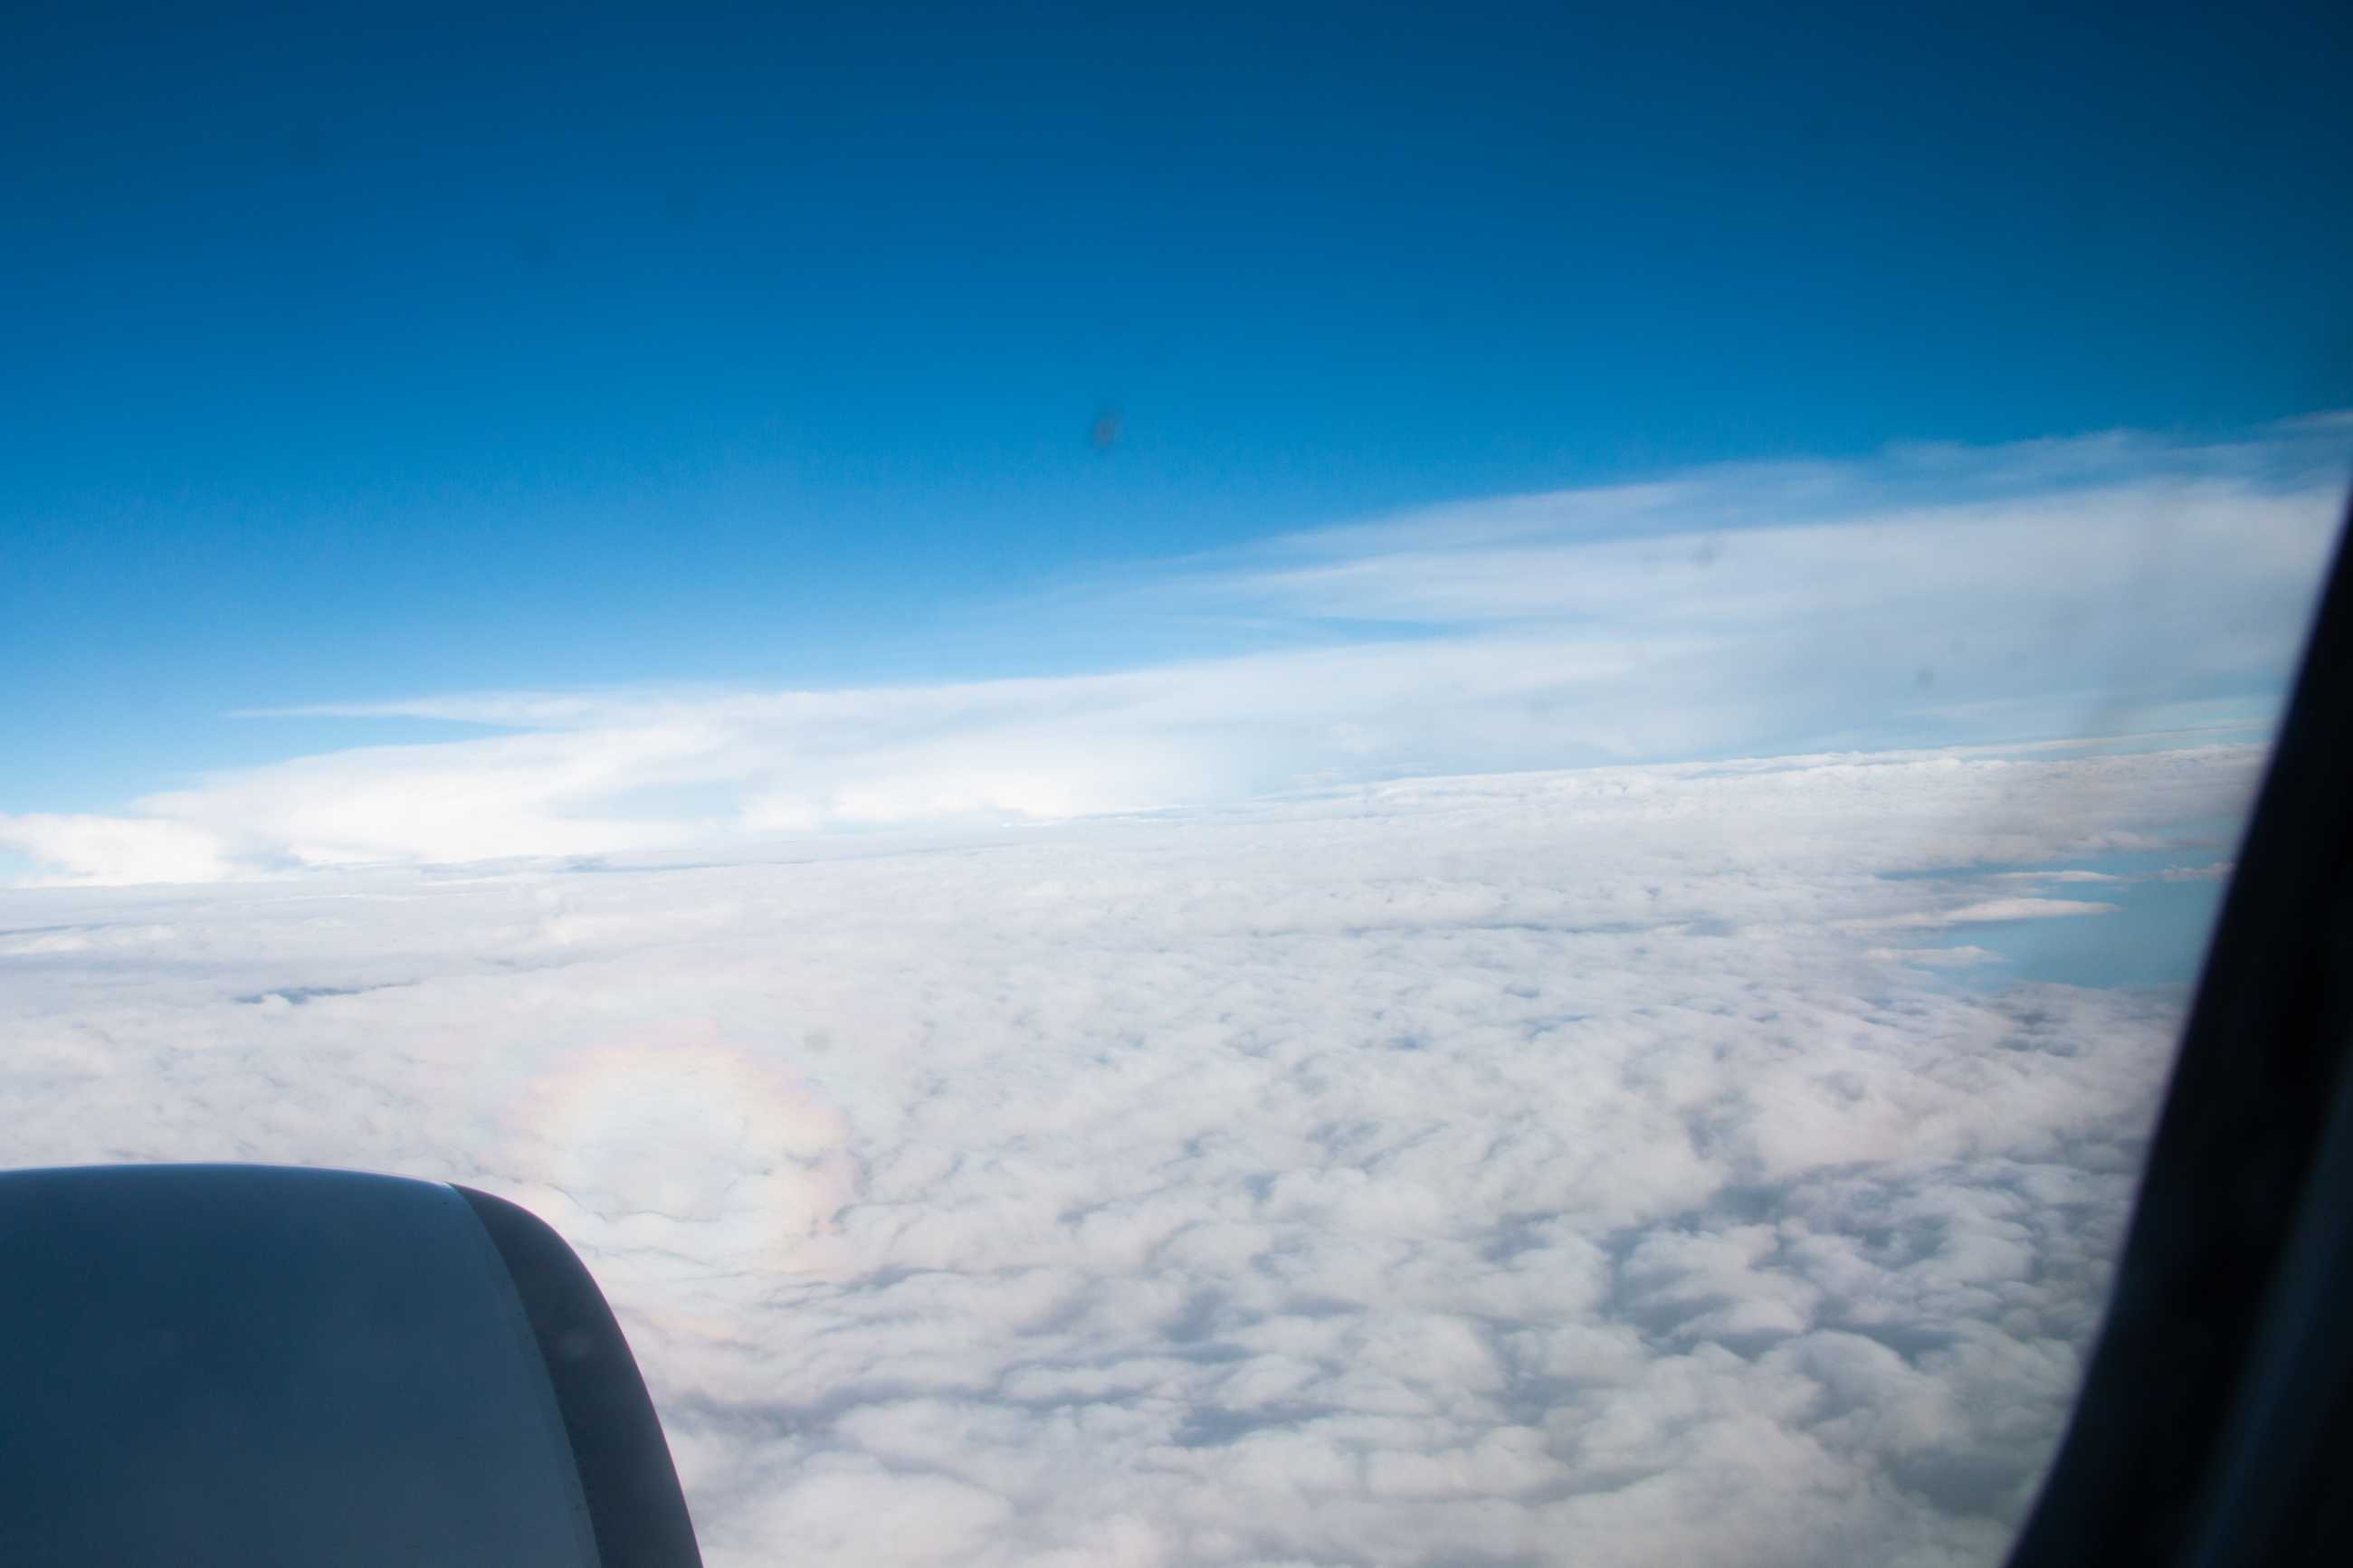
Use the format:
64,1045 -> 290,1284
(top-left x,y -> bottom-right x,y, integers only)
4,1 -> 2350,832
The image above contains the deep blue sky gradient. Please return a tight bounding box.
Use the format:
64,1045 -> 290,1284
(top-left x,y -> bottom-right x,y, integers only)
5,1 -> 2350,810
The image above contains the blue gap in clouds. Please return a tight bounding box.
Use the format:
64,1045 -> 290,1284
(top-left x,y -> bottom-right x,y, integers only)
1891,828 -> 2244,991
1968,865 -> 2227,989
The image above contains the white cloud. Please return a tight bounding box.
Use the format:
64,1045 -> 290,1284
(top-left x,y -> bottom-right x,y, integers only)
7,421 -> 2340,888
0,422 -> 2323,1555
1866,946 -> 2001,970
0,812 -> 233,887
1858,898 -> 2121,931
1988,870 -> 2125,885
0,742 -> 2258,1567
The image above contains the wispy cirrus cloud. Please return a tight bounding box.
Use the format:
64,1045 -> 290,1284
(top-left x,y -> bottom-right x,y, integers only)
1857,898 -> 2122,931
4,418 -> 2341,886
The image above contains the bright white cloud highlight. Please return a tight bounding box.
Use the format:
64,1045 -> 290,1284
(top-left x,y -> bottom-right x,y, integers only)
0,741 -> 2258,1567
0,812 -> 234,887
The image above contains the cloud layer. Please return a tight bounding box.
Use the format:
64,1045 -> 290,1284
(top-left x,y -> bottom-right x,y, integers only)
4,418 -> 2341,886
0,740 -> 2259,1567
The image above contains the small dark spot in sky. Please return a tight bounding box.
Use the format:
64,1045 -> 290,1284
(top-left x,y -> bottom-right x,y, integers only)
1691,537 -> 1720,567
1915,665 -> 1936,688
1089,404 -> 1121,451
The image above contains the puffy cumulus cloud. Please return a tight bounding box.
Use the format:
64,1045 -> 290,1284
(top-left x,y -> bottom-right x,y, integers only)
0,741 -> 2258,1567
8,421 -> 2342,888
